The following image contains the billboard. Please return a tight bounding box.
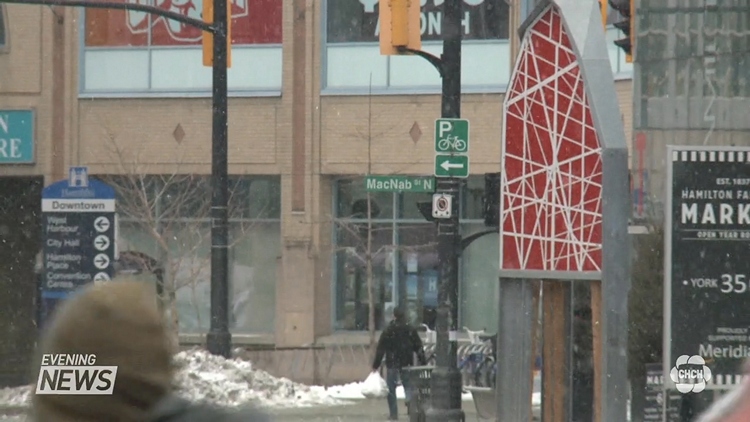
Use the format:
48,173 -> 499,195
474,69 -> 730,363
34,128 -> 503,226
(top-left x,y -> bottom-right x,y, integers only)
665,146 -> 750,392
326,0 -> 509,43
85,0 -> 282,47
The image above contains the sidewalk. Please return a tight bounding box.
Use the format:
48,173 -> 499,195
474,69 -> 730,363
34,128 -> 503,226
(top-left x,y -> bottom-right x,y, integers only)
268,398 -> 480,421
0,399 -> 541,421
0,400 -> 478,422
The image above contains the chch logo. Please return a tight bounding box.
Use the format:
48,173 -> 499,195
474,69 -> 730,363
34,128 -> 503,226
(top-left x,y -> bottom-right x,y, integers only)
670,355 -> 712,393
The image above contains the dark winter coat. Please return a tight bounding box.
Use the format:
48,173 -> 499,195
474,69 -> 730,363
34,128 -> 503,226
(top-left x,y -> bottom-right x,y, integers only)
147,395 -> 271,422
372,319 -> 427,370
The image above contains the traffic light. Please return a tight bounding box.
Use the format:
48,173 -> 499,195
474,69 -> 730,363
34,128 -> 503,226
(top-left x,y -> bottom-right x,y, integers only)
598,0 -> 608,28
202,0 -> 232,68
609,0 -> 634,63
483,173 -> 500,227
379,0 -> 422,55
417,201 -> 437,223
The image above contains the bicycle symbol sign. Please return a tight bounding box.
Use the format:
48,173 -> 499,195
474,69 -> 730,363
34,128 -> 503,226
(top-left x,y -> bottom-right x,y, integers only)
435,118 -> 470,154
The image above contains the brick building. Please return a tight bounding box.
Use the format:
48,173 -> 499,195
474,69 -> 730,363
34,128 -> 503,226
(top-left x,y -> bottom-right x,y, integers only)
0,0 -> 633,384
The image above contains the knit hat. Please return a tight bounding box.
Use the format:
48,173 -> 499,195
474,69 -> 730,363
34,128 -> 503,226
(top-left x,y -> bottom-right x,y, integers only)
32,279 -> 175,422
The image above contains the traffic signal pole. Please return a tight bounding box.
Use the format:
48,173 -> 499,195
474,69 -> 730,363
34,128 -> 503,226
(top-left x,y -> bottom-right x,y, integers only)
394,0 -> 463,418
425,0 -> 464,420
206,0 -> 232,358
0,0 -> 232,358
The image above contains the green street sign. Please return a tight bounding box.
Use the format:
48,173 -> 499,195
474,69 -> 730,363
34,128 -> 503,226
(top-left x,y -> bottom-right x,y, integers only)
364,175 -> 435,193
435,118 -> 469,154
434,154 -> 469,178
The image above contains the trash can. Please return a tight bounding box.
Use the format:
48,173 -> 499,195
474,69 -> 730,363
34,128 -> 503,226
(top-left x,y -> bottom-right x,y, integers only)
403,365 -> 433,422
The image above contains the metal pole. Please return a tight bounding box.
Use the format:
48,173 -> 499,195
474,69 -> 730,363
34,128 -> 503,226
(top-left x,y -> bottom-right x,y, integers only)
424,0 -> 464,420
206,0 -> 231,357
496,278 -> 534,421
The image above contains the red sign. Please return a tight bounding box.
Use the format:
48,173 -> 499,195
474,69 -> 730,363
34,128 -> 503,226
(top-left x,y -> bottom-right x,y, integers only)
501,6 -> 603,273
85,0 -> 281,47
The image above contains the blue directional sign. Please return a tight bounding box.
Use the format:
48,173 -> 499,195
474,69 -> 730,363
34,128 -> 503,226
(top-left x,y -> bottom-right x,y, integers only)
40,167 -> 116,315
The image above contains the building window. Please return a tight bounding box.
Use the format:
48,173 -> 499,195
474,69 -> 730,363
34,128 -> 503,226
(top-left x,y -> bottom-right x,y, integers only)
0,5 -> 7,51
98,174 -> 281,335
81,0 -> 282,95
323,0 -> 512,92
332,176 -> 499,333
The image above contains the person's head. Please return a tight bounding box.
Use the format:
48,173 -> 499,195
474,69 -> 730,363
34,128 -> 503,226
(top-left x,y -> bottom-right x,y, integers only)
392,306 -> 406,323
32,278 -> 175,422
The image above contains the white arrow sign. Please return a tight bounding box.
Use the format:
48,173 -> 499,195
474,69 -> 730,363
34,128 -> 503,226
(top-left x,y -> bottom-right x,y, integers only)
440,160 -> 465,171
93,272 -> 110,283
94,216 -> 111,233
93,253 -> 110,270
94,235 -> 110,251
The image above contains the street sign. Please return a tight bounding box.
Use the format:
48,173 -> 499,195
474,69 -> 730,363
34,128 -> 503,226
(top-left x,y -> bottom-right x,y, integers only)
434,154 -> 469,178
365,175 -> 435,193
435,118 -> 469,153
40,167 -> 117,310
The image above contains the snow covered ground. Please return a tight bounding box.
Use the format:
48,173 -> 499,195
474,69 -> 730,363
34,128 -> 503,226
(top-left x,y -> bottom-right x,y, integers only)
0,348 -> 542,411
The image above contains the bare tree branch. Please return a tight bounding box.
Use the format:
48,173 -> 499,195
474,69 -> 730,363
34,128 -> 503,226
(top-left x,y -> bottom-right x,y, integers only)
100,132 -> 265,338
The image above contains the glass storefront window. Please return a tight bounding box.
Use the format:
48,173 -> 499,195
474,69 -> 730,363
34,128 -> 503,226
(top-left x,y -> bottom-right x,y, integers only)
335,222 -> 394,330
332,176 -> 499,332
323,0 -> 512,91
397,223 -> 438,327
0,6 -> 6,51
103,174 -> 280,334
460,223 -> 499,334
336,178 -> 394,219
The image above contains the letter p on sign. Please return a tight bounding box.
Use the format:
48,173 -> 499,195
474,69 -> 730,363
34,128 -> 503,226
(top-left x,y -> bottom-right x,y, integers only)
438,121 -> 452,138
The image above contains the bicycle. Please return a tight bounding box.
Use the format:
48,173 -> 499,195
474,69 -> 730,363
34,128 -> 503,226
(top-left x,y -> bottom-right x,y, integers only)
420,324 -> 437,366
474,333 -> 497,387
458,327 -> 488,387
437,134 -> 467,152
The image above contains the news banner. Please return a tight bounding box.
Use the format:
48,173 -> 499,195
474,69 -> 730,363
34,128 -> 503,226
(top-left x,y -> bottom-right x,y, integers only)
35,354 -> 117,395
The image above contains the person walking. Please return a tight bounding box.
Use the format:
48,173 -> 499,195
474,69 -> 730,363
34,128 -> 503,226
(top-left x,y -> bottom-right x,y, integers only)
371,307 -> 427,420
30,278 -> 270,422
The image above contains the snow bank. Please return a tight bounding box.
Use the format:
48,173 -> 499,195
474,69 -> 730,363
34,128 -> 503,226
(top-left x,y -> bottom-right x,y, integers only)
172,348 -> 341,408
0,349 -> 343,410
0,385 -> 31,408
0,348 -> 550,413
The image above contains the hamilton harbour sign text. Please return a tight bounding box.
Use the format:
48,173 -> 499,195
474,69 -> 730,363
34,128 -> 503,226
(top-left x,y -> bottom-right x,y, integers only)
680,188 -> 750,225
